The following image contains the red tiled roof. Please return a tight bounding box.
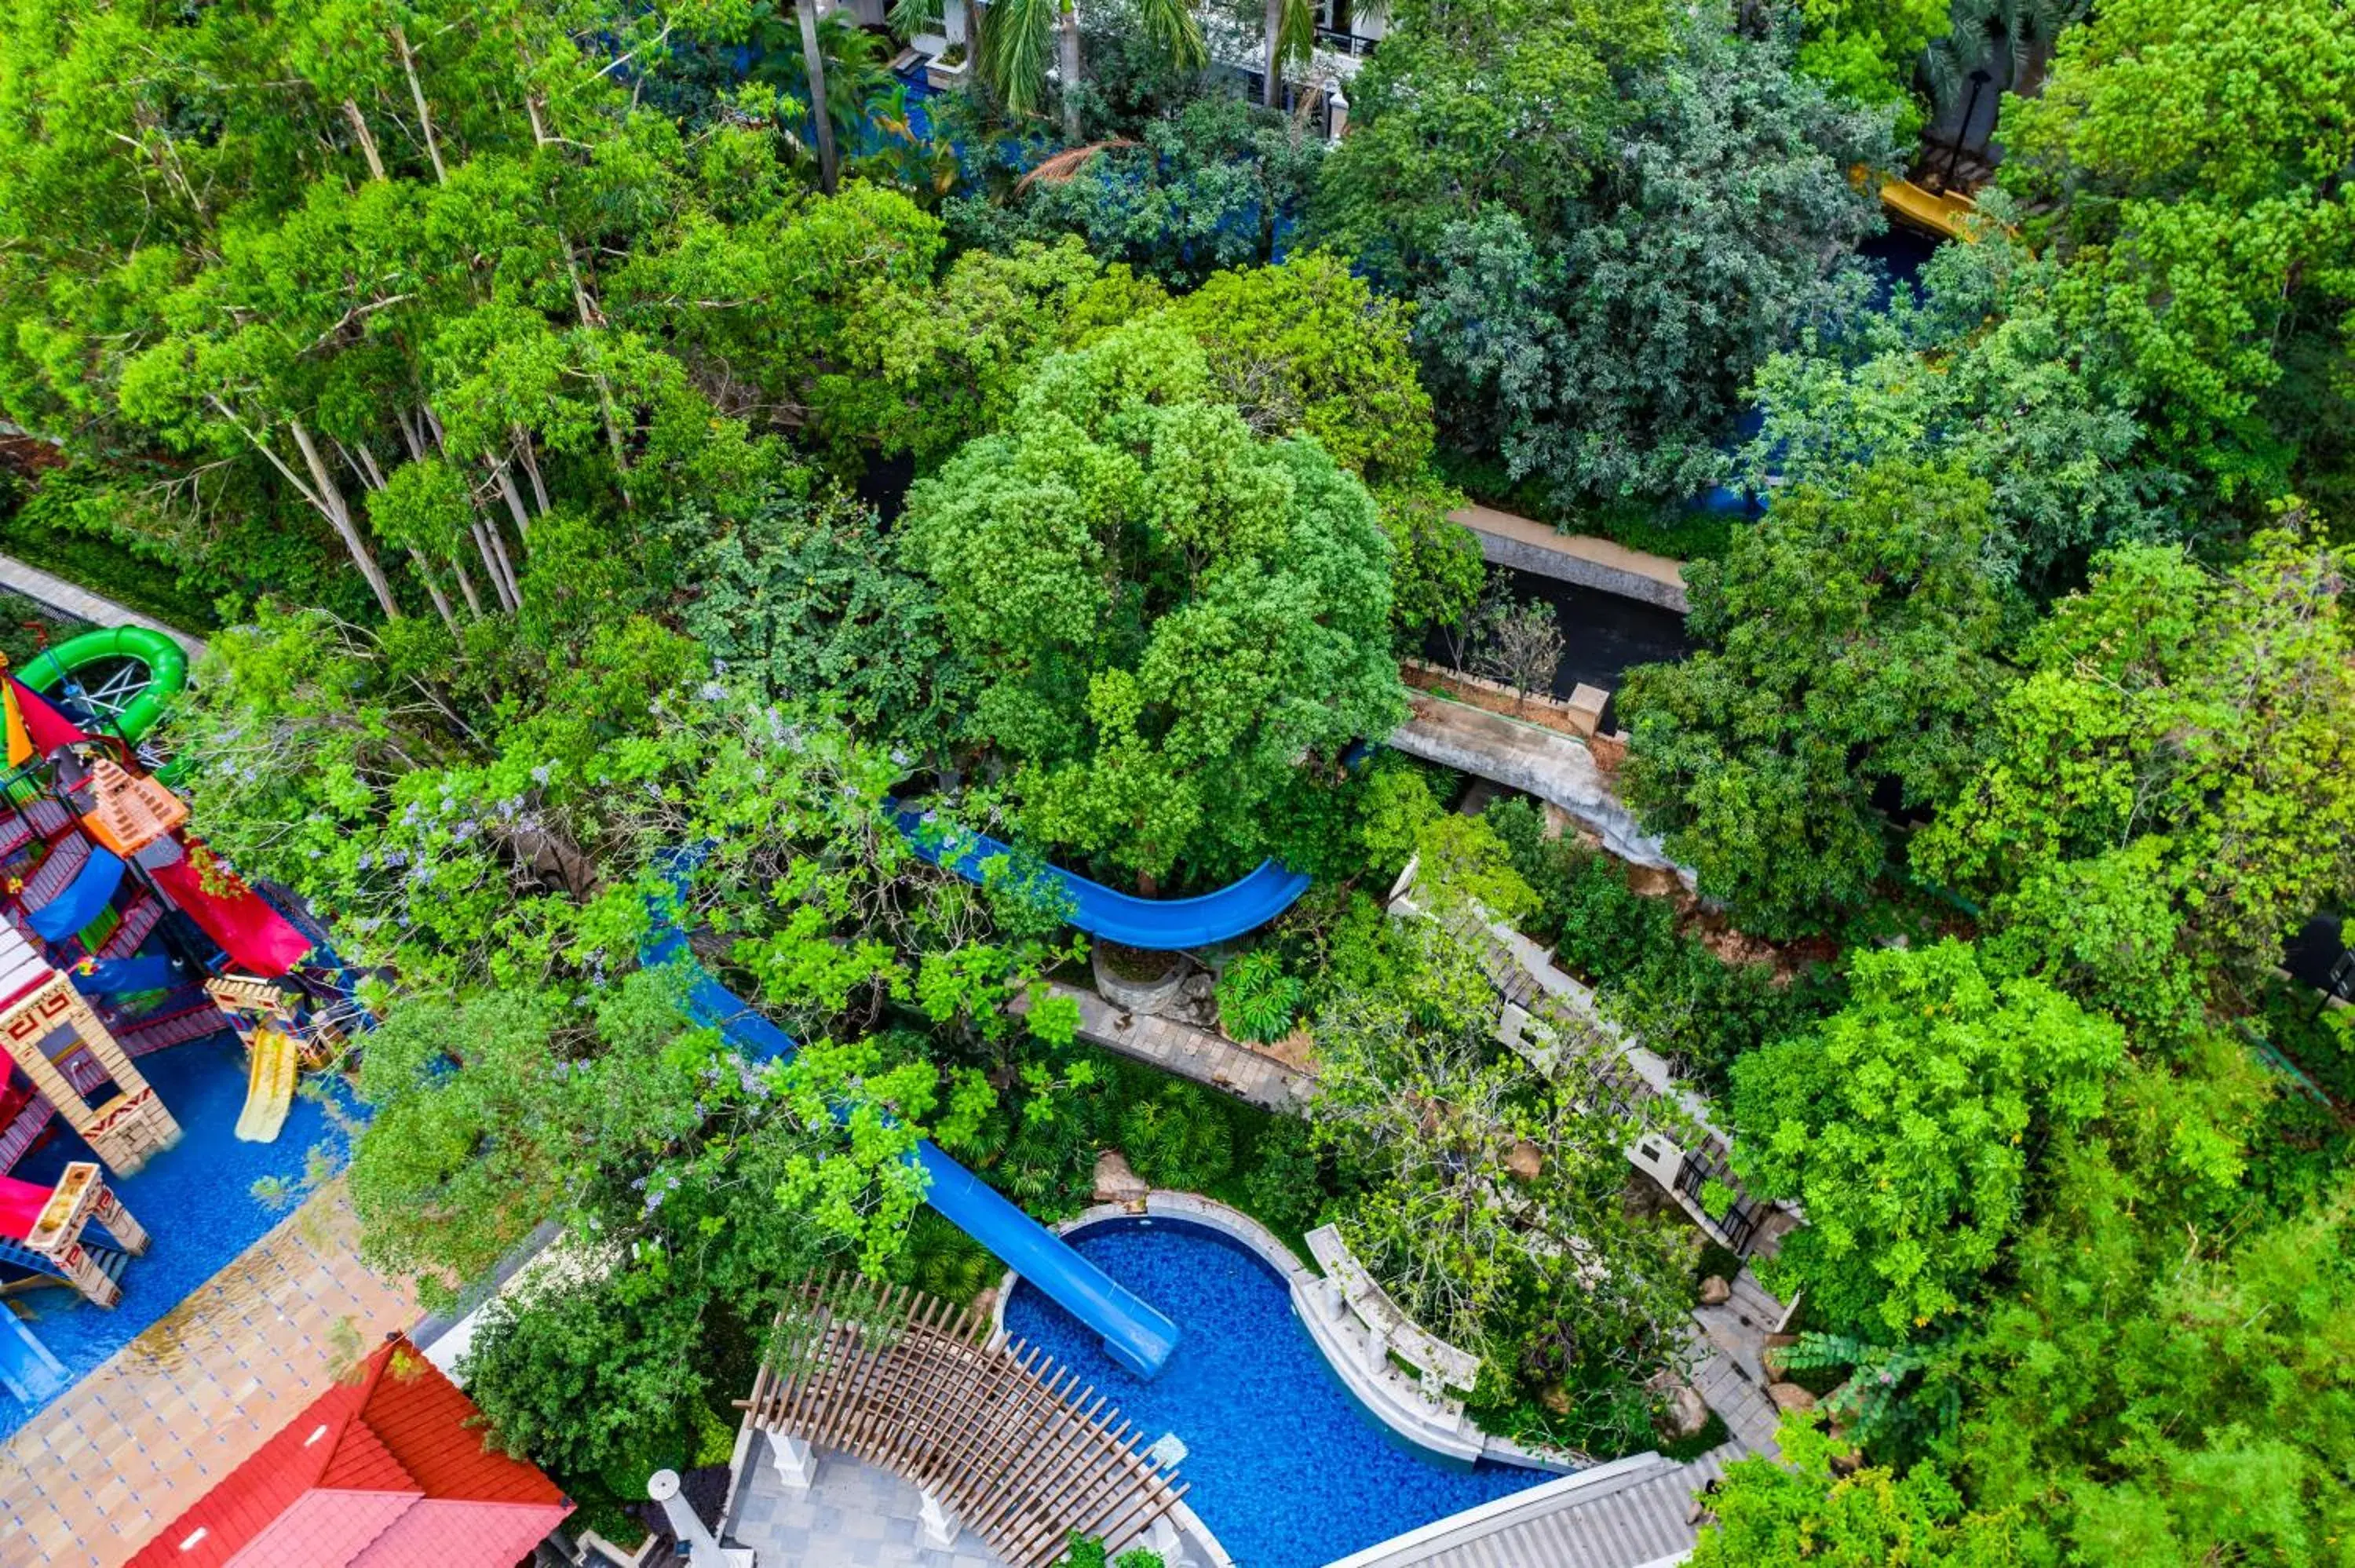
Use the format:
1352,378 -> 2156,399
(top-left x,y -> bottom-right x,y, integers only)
126,1336 -> 571,1568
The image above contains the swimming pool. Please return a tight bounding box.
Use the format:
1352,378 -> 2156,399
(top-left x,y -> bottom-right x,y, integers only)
1002,1219 -> 1548,1568
0,1033 -> 347,1438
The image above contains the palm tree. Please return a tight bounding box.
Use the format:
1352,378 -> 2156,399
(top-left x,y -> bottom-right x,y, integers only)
980,0 -> 1207,143
1263,0 -> 1313,109
750,1 -> 844,192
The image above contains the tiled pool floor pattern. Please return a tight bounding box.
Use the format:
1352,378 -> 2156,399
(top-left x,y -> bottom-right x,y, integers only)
0,1182 -> 414,1568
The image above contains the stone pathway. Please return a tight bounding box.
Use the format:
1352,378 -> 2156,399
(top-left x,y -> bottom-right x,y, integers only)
1449,505 -> 1689,614
1689,1267 -> 1791,1457
1389,694 -> 1681,874
0,1182 -> 416,1568
0,555 -> 206,661
723,1431 -> 1005,1568
1050,981 -> 1315,1112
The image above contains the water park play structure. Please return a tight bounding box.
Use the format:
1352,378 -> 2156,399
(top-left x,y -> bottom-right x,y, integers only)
896,811 -> 1312,950
646,844 -> 1190,1379
640,808 -> 1324,1377
16,626 -> 189,760
0,647 -> 355,1414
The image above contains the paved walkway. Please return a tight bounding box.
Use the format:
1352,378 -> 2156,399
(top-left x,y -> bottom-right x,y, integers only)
1389,693 -> 1682,875
0,555 -> 206,660
0,1183 -> 417,1568
1450,505 -> 1689,614
724,1432 -> 1006,1568
1050,981 -> 1315,1111
1689,1267 -> 1791,1457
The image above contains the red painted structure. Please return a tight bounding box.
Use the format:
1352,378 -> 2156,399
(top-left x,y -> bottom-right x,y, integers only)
126,1334 -> 572,1568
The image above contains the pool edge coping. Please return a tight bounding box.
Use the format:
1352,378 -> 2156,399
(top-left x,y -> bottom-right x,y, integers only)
992,1191 -> 1586,1544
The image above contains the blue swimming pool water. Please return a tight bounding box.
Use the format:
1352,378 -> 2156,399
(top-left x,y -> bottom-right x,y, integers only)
0,1033 -> 348,1437
1002,1220 -> 1548,1568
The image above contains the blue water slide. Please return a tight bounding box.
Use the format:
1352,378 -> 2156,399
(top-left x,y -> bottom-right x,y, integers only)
641,862 -> 1181,1377
27,847 -> 126,942
896,811 -> 1310,951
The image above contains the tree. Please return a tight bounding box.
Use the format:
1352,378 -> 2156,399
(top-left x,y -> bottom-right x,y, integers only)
664,480 -> 974,755
1729,940 -> 2126,1336
980,0 -> 1207,143
1619,461 -> 2014,938
1948,1052 -> 2353,1568
1999,0 -> 2355,503
1406,9 -> 1892,502
1915,524 -> 2355,1007
1744,232 -> 2195,590
1261,0 -> 1315,109
944,97 -> 1327,290
1310,0 -> 1674,283
1791,0 -> 1957,134
1468,589 -> 1565,710
816,234 -> 1163,465
1309,911 -> 1696,1454
1689,1415 -> 2022,1567
0,1 -> 846,623
1164,251 -> 1482,643
898,319 -> 1406,882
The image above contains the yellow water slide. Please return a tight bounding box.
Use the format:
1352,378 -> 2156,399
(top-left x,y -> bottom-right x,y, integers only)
233,1025 -> 299,1143
1881,178 -> 1984,241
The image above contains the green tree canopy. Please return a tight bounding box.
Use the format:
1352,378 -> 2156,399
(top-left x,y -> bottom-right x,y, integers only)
1405,8 -> 1893,502
899,320 -> 1406,882
1729,940 -> 2126,1336
1915,525 -> 2355,1008
1745,233 -> 2194,589
2000,0 -> 2355,505
1689,1416 -> 2021,1567
1953,1086 -> 2355,1566
1620,461 -> 2015,937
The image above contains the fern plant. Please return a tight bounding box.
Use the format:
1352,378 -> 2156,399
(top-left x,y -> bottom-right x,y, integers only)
1778,1331 -> 1961,1462
1218,949 -> 1303,1044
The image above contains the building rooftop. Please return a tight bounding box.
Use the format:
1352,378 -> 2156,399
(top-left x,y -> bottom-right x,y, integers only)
125,1331 -> 568,1568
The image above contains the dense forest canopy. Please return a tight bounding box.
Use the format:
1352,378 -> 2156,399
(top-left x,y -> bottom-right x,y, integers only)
1,1 -> 2349,1560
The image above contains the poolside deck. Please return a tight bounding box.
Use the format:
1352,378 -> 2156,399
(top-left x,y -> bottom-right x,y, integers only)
725,1430 -> 1007,1568
0,1181 -> 414,1568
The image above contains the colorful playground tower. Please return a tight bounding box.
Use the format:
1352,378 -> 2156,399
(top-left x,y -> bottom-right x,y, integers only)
0,1159 -> 150,1308
0,921 -> 180,1175
0,650 -> 330,1340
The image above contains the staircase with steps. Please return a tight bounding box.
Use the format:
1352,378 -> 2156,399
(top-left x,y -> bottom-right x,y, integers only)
0,1092 -> 49,1173
19,833 -> 90,910
94,892 -> 162,960
113,997 -> 229,1056
0,1233 -> 130,1293
0,798 -> 74,862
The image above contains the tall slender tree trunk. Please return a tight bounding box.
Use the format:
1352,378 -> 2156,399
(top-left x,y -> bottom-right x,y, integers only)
286,418 -> 401,618
447,550 -> 485,616
407,549 -> 462,636
1264,0 -> 1284,108
798,1 -> 839,195
392,27 -> 448,184
341,100 -> 387,180
1058,2 -> 1083,144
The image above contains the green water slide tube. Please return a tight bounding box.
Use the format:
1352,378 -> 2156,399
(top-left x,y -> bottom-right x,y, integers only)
18,625 -> 189,746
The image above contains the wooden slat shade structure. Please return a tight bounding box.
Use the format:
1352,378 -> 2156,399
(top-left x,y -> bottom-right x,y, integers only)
740,1271 -> 1188,1568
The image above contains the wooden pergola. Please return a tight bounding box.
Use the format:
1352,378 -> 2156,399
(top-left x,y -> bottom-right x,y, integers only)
739,1271 -> 1188,1568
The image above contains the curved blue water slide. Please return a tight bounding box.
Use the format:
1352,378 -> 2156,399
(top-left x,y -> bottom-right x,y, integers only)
894,811 -> 1312,951
641,856 -> 1181,1377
